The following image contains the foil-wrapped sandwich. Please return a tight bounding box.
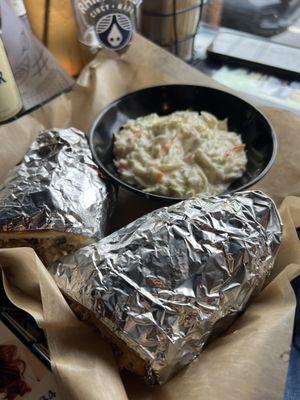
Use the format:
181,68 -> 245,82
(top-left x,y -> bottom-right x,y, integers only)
0,128 -> 114,264
50,191 -> 282,384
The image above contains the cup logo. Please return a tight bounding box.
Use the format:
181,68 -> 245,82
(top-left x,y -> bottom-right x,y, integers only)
96,13 -> 133,50
75,0 -> 140,51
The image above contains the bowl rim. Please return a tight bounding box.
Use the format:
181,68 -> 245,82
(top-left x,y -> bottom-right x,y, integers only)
89,84 -> 278,202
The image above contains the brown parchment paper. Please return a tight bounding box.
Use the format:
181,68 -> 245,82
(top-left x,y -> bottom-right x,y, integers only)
0,34 -> 300,399
0,248 -> 128,400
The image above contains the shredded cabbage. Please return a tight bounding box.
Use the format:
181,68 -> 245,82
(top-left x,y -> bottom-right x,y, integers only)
114,111 -> 247,198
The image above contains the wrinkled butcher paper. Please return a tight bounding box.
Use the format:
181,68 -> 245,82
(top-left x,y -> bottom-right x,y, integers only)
1,34 -> 300,400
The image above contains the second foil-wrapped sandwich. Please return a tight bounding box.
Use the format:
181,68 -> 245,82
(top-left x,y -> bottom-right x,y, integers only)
49,191 -> 282,385
0,128 -> 114,264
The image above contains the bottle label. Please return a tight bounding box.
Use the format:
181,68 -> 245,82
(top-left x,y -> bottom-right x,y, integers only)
0,38 -> 22,122
75,0 -> 142,51
8,0 -> 27,17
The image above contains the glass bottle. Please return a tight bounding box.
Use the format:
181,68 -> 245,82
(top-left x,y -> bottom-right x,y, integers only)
0,32 -> 23,123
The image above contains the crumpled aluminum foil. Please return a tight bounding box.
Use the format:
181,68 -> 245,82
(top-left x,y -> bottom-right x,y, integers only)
50,191 -> 282,384
0,128 -> 114,239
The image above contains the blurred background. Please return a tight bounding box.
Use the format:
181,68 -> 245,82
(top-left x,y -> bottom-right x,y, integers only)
19,0 -> 300,115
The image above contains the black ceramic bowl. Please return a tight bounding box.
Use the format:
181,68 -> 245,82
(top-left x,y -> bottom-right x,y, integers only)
89,85 -> 277,202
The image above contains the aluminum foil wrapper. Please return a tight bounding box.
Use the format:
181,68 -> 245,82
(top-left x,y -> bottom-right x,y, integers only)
0,128 -> 114,239
50,191 -> 282,384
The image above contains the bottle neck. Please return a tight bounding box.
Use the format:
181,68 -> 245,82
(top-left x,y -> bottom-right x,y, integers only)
7,0 -> 27,18
0,35 -> 23,123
